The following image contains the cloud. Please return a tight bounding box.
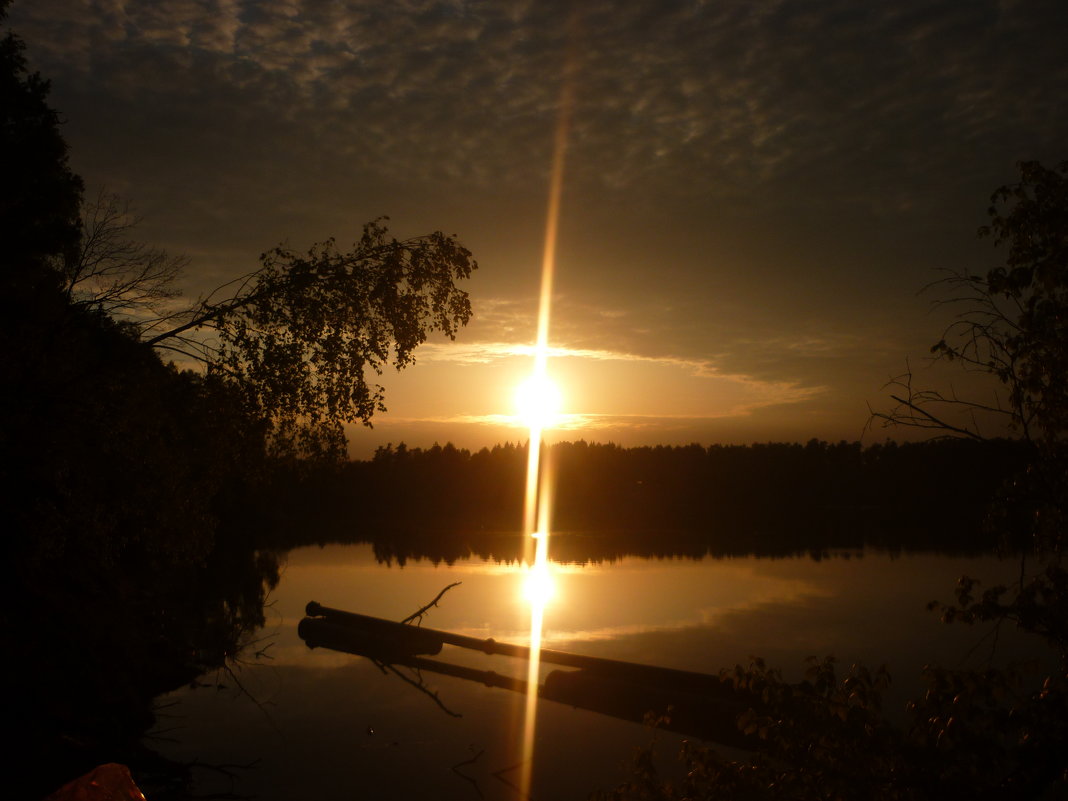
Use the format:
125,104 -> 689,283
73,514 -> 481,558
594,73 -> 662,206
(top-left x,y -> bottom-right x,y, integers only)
416,337 -> 815,383
404,407 -> 826,431
12,0 -> 1068,205
429,290 -> 891,388
386,335 -> 827,425
12,0 -> 1059,454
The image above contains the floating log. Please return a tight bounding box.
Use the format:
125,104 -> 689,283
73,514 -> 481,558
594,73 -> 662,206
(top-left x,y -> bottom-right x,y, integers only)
301,601 -> 756,747
299,606 -> 444,657
299,612 -> 442,657
305,601 -> 734,695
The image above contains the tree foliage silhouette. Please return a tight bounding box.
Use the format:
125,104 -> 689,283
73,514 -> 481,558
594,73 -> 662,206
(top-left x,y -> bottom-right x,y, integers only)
51,188 -> 478,459
873,160 -> 1068,449
311,438 -> 1014,555
141,218 -> 476,459
0,0 -> 83,277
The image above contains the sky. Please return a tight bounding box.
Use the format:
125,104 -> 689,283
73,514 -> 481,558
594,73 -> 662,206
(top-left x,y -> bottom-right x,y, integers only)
9,0 -> 1068,457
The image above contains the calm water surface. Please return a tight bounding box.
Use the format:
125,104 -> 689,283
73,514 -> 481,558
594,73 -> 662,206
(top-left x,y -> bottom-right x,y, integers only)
154,543 -> 1049,800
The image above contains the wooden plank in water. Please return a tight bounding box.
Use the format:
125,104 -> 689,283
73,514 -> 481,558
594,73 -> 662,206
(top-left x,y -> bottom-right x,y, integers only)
299,609 -> 754,747
305,601 -> 737,696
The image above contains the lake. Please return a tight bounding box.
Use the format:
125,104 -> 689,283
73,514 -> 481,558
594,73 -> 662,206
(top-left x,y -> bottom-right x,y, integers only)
153,540 -> 1052,800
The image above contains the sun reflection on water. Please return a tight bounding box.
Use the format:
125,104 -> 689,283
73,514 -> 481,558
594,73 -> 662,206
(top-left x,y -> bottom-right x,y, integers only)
522,540 -> 557,605
518,431 -> 554,797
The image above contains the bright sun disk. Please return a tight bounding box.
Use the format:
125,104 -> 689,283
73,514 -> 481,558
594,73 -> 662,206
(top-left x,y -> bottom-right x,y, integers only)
514,374 -> 563,429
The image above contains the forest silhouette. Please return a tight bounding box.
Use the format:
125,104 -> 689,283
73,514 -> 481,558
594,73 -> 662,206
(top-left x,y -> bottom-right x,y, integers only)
263,437 -> 1026,565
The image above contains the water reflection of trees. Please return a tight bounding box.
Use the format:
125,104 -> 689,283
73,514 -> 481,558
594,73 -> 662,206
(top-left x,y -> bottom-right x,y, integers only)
11,499 -> 281,799
263,438 -> 1023,564
5,251 -> 283,797
364,529 -> 992,569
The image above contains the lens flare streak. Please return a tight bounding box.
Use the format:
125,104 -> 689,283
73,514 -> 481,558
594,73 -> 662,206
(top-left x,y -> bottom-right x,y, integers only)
517,53 -> 574,801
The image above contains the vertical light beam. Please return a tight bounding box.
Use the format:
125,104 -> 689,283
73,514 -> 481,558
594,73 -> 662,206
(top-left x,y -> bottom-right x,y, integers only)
517,50 -> 575,801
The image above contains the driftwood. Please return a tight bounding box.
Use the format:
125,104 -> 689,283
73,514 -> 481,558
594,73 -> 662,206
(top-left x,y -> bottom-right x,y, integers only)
304,601 -> 735,695
299,601 -> 756,747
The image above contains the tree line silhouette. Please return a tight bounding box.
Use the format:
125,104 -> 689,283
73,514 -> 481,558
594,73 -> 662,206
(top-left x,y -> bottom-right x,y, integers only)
259,437 -> 1028,564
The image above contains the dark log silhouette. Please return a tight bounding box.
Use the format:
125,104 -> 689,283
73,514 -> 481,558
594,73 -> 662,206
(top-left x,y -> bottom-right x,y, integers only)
300,602 -> 754,747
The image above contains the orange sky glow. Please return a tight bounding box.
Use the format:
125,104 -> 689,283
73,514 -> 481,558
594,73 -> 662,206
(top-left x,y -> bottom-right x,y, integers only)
10,0 -> 1067,458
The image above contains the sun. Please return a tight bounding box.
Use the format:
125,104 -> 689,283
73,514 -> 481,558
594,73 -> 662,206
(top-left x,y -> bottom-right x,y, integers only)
514,374 -> 563,430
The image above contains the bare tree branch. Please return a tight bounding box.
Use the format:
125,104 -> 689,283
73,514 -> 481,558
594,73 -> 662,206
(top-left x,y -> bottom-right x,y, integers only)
61,190 -> 187,331
402,581 -> 463,626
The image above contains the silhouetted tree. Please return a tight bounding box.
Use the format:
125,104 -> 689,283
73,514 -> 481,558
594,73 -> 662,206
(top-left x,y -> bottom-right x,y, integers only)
60,190 -> 187,328
137,218 -> 477,459
0,0 -> 83,278
873,161 -> 1067,448
873,161 -> 1067,551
